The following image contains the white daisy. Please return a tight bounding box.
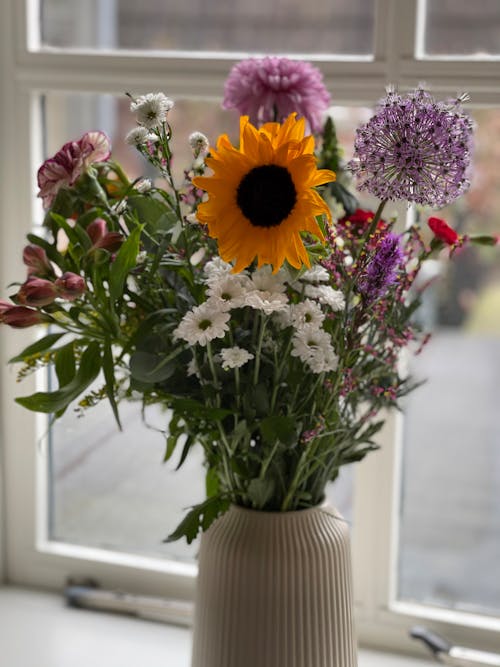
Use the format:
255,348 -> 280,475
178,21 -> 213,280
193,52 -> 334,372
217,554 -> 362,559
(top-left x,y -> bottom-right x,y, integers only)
291,326 -> 338,374
251,265 -> 287,293
125,126 -> 158,147
290,299 -> 325,330
206,274 -> 249,310
131,93 -> 174,129
307,345 -> 339,373
189,131 -> 209,157
203,257 -> 234,285
244,290 -> 288,315
305,284 -> 345,312
220,346 -> 254,370
300,265 -> 330,283
173,300 -> 230,346
187,358 -> 201,379
135,178 -> 153,192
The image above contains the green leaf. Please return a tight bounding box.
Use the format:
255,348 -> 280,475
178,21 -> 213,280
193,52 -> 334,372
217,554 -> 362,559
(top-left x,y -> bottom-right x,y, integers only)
50,212 -> 92,251
205,467 -> 220,498
127,195 -> 176,235
102,341 -> 122,429
175,434 -> 195,471
260,415 -> 297,446
109,225 -> 142,303
469,234 -> 498,247
170,397 -> 232,421
26,234 -> 65,268
247,478 -> 275,509
54,342 -> 76,387
9,332 -> 66,363
165,495 -> 230,544
15,341 -> 101,414
129,350 -> 177,383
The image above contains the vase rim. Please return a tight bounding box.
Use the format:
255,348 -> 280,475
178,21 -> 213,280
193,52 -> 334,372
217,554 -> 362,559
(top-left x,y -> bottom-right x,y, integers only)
230,499 -> 337,518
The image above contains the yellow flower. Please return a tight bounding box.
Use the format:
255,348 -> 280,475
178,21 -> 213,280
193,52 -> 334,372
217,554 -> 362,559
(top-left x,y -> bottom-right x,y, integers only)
193,114 -> 335,273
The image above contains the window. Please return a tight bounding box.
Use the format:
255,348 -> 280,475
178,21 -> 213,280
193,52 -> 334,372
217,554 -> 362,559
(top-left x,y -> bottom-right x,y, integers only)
1,0 -> 499,654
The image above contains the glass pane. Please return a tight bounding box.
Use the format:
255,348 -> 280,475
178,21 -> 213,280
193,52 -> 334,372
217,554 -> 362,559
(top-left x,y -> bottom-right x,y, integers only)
398,109 -> 500,617
40,0 -> 374,56
44,93 -> 364,561
421,0 -> 500,56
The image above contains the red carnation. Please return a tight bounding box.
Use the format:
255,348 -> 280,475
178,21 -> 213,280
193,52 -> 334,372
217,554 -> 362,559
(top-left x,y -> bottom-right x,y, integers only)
428,217 -> 459,245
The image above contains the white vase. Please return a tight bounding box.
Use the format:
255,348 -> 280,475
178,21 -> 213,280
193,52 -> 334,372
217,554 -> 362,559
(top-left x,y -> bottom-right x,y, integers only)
191,503 -> 357,667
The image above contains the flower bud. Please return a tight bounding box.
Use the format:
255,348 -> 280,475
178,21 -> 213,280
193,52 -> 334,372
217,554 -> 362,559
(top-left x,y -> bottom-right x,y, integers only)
0,304 -> 47,328
428,217 -> 459,245
87,218 -> 124,252
23,245 -> 54,277
16,276 -> 59,307
55,272 -> 86,301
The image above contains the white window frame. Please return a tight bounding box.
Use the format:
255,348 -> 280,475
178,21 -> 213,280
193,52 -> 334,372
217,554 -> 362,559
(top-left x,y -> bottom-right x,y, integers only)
1,0 -> 500,655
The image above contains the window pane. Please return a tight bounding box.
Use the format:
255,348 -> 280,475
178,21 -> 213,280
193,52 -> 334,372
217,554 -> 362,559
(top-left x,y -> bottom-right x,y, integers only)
44,93 -> 363,562
398,109 -> 500,617
40,0 -> 374,56
420,0 -> 500,56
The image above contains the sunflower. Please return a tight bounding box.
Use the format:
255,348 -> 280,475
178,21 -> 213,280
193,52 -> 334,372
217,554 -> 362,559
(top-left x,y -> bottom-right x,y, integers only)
193,114 -> 335,273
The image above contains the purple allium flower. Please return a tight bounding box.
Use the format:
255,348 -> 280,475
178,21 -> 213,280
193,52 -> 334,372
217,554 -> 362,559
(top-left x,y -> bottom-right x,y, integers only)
222,57 -> 331,133
347,87 -> 474,207
359,232 -> 404,303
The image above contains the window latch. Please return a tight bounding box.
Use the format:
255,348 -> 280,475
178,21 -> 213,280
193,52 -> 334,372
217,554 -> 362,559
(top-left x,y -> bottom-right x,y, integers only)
410,626 -> 500,667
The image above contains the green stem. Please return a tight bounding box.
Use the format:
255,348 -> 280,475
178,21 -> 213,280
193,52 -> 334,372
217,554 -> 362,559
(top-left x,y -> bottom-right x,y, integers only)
253,315 -> 267,386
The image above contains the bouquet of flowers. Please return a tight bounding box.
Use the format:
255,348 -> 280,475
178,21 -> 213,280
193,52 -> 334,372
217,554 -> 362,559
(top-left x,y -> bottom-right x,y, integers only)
1,57 -> 496,543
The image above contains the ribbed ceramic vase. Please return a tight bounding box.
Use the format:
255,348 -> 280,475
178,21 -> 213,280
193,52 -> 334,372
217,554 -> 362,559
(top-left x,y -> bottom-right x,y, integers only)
191,503 -> 357,667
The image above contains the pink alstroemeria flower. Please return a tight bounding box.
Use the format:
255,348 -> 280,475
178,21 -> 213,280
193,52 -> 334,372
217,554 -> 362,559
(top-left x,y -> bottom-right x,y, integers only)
0,301 -> 47,328
23,244 -> 54,277
86,218 -> 124,253
37,131 -> 111,209
54,272 -> 86,301
16,276 -> 59,307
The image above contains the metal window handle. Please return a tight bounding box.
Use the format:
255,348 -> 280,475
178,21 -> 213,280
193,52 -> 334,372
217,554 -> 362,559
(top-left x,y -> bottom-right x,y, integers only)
410,626 -> 500,667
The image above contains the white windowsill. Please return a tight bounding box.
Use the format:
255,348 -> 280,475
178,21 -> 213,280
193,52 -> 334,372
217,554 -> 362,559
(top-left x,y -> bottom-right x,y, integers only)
0,586 -> 435,667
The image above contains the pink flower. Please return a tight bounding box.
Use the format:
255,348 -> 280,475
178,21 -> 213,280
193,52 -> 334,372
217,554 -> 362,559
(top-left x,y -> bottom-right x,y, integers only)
223,57 -> 331,133
86,218 -> 124,252
0,301 -> 47,328
16,276 -> 59,307
37,131 -> 111,209
23,245 -> 54,277
54,272 -> 86,300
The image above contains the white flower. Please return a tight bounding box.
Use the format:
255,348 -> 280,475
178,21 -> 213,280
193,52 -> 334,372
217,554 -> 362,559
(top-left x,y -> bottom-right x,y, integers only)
204,257 -> 234,285
190,247 -> 206,266
125,126 -> 158,147
130,93 -> 174,129
244,290 -> 288,315
220,346 -> 254,370
330,200 -> 346,221
291,326 -> 338,374
173,300 -> 230,346
206,274 -> 249,310
189,131 -> 209,156
185,213 -> 200,225
135,178 -> 152,192
305,284 -> 345,311
187,358 -> 201,379
251,265 -> 287,293
272,307 -> 293,329
290,299 -> 325,330
300,265 -> 330,283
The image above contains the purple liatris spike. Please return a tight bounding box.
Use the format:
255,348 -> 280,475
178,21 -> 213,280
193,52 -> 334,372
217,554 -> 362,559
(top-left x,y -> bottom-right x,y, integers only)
359,232 -> 404,302
347,87 -> 474,207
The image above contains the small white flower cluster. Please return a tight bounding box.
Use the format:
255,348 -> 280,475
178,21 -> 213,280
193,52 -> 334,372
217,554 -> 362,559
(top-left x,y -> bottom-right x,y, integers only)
125,92 -> 174,147
189,131 -> 209,158
173,260 -> 343,376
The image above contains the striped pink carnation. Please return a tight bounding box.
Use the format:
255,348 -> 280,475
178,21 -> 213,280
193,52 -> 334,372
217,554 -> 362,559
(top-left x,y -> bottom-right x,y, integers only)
37,131 -> 111,209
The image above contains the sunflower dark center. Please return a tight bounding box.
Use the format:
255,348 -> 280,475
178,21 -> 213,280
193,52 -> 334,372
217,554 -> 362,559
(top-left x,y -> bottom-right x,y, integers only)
236,164 -> 297,228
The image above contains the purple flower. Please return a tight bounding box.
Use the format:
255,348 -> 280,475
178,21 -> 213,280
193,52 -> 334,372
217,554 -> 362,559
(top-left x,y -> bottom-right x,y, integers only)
222,57 -> 331,133
348,87 -> 474,207
359,233 -> 404,303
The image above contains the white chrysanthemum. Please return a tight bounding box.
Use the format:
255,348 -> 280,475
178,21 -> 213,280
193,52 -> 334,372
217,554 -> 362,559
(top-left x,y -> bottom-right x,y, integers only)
204,257 -> 234,285
206,274 -> 249,310
251,265 -> 287,293
244,290 -> 288,315
305,284 -> 345,311
291,326 -> 338,374
173,300 -> 230,346
187,358 -> 201,378
189,131 -> 209,156
290,299 -> 325,330
135,178 -> 152,192
220,346 -> 254,370
300,265 -> 330,283
272,307 -> 293,330
131,93 -> 174,129
125,126 -> 158,147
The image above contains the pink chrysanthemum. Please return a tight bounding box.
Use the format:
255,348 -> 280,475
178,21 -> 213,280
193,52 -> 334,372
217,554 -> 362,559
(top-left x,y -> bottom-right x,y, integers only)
37,131 -> 111,208
222,57 -> 331,133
